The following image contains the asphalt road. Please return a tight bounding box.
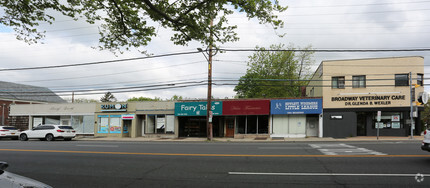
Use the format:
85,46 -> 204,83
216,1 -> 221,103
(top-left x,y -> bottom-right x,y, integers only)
0,140 -> 429,188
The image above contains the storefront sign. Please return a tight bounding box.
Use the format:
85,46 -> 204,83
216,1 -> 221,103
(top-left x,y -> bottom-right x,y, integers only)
122,114 -> 135,120
175,101 -> 222,116
101,103 -> 128,112
223,100 -> 270,115
331,95 -> 406,106
271,99 -> 322,115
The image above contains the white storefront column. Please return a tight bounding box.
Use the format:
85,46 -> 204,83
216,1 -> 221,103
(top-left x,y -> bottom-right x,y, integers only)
318,113 -> 323,138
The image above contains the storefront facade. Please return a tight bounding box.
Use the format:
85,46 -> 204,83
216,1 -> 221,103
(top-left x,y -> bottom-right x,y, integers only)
175,100 -> 271,138
306,56 -> 425,138
175,101 -> 222,137
95,103 -> 135,138
135,101 -> 176,138
270,98 -> 323,138
9,103 -> 95,134
222,100 -> 270,138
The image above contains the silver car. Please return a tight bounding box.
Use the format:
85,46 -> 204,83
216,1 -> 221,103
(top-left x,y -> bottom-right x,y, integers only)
0,161 -> 52,188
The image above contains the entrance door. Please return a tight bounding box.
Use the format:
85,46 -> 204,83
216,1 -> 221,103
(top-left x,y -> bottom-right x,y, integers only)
357,112 -> 366,136
306,116 -> 319,137
225,117 -> 235,137
289,115 -> 306,136
123,120 -> 131,137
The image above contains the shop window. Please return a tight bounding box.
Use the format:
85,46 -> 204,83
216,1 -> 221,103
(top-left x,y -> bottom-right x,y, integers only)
235,115 -> 269,134
156,115 -> 165,133
71,116 -> 94,134
45,116 -> 60,125
147,115 -> 155,133
417,74 -> 424,86
236,116 -> 246,134
33,117 -> 43,127
373,112 -> 403,129
247,116 -> 257,134
166,115 -> 175,133
83,116 -> 95,134
352,75 -> 366,88
332,76 -> 345,89
257,115 -> 269,134
395,74 -> 409,86
109,116 -> 121,133
98,115 -> 109,133
146,115 -> 174,134
180,117 -> 206,137
71,116 -> 83,134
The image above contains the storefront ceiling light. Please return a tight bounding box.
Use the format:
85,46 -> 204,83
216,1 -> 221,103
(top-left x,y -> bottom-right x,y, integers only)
338,92 -> 401,95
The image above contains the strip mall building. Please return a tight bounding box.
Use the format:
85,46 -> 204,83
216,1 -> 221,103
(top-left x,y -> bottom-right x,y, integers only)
8,56 -> 424,139
9,99 -> 323,139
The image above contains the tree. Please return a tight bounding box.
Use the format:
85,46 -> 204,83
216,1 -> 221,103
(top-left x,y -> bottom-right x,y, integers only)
170,95 -> 183,101
421,102 -> 430,130
234,44 -> 314,98
0,1 -> 287,53
127,96 -> 160,101
100,92 -> 117,102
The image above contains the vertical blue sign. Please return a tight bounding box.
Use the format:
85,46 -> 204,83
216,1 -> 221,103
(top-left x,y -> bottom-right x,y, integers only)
271,99 -> 322,114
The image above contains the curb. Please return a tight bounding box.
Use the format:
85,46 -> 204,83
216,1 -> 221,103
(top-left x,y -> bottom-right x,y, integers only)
73,136 -> 424,143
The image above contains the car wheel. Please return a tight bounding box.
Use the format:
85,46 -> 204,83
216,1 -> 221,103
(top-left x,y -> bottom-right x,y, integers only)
45,134 -> 55,141
64,138 -> 72,141
20,134 -> 28,141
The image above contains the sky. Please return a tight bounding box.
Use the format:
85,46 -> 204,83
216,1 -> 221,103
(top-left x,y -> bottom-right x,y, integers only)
0,0 -> 429,102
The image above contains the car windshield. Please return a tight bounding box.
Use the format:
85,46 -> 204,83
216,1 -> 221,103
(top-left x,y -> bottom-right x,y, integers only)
58,126 -> 73,130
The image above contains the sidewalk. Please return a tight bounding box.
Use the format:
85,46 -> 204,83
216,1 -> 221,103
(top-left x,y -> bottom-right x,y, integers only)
74,135 -> 424,142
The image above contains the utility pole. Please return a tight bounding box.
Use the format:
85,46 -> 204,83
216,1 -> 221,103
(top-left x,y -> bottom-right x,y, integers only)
206,18 -> 214,141
410,72 -> 414,139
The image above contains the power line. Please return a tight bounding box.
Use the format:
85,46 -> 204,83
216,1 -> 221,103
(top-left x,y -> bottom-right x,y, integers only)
16,61 -> 203,83
218,48 -> 430,52
288,0 -> 430,8
45,73 -> 208,90
282,8 -> 430,17
0,50 -> 201,72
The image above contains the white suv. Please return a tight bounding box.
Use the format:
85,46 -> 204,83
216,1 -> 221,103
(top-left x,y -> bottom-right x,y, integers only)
19,125 -> 76,141
421,128 -> 430,152
0,126 -> 20,140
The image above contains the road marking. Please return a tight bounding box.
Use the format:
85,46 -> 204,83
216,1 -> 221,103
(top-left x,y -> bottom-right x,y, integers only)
76,145 -> 119,148
258,147 -> 313,150
0,148 -> 428,157
228,172 -> 430,177
309,144 -> 387,155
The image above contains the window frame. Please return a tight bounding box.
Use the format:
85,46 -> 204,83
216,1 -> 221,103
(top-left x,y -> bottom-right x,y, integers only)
332,76 -> 345,89
417,73 -> 424,86
352,75 -> 366,88
395,74 -> 409,86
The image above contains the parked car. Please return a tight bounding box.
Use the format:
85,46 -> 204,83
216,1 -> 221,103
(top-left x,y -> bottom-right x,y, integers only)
19,125 -> 76,141
0,161 -> 52,188
421,128 -> 430,152
0,126 -> 20,140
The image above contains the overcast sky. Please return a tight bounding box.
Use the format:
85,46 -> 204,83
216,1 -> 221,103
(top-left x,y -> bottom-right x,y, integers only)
0,0 -> 429,102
